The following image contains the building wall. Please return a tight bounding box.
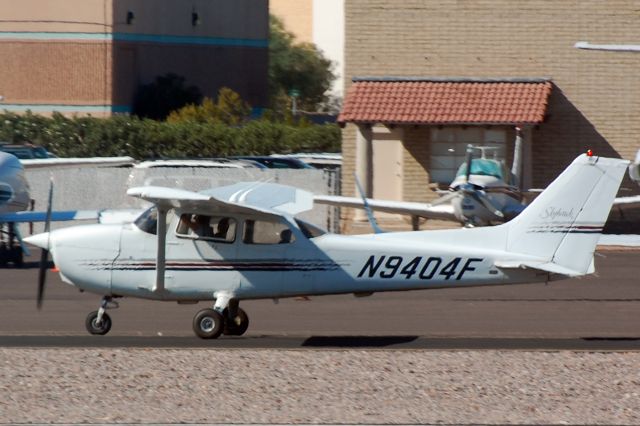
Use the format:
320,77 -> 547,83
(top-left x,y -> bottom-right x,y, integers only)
343,0 -> 640,191
270,0 -> 314,43
313,0 -> 345,98
0,0 -> 268,115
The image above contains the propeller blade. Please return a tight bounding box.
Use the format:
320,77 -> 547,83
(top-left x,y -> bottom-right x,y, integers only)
37,180 -> 53,310
37,248 -> 48,309
469,191 -> 504,219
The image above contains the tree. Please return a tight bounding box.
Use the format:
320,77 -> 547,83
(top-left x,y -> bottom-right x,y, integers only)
268,15 -> 335,113
133,73 -> 202,120
167,87 -> 251,125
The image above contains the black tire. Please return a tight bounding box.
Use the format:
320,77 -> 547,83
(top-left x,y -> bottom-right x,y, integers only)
193,309 -> 224,339
85,311 -> 112,335
11,247 -> 23,268
223,307 -> 249,336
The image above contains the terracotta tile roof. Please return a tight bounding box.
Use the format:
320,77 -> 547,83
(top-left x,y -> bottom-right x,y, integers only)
338,78 -> 552,125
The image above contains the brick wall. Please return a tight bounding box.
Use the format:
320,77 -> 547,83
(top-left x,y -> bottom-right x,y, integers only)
343,0 -> 640,192
0,41 -> 111,105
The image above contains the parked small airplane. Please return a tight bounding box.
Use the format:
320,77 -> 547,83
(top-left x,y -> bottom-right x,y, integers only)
0,151 -> 31,265
24,153 -> 627,339
315,146 -> 527,228
0,151 -> 139,266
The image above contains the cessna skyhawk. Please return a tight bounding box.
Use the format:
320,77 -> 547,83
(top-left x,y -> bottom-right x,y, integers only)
25,153 -> 627,339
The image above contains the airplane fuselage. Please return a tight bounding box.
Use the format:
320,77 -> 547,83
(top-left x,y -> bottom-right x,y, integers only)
48,215 -> 549,302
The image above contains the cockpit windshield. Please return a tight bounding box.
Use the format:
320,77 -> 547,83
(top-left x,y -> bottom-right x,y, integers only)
455,159 -> 505,180
134,206 -> 158,235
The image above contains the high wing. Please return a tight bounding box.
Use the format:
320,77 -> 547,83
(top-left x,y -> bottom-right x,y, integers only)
128,181 -> 314,218
313,194 -> 457,221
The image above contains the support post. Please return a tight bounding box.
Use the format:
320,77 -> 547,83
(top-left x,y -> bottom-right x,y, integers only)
355,124 -> 373,220
512,126 -> 523,189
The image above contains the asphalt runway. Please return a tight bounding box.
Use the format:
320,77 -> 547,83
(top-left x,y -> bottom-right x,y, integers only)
0,250 -> 639,349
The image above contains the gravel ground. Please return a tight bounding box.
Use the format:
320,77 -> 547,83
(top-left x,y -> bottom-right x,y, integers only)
0,349 -> 639,425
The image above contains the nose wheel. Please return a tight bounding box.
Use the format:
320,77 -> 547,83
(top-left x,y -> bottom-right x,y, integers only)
85,296 -> 118,335
86,311 -> 112,335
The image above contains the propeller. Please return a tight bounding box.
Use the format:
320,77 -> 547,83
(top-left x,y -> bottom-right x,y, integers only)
37,180 -> 53,309
458,146 -> 504,220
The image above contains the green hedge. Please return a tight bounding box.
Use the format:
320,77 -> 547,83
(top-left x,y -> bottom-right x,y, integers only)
0,112 -> 341,158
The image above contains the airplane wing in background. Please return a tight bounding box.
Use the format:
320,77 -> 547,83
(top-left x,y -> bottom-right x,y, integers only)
613,195 -> 640,205
0,209 -> 143,224
313,194 -> 458,221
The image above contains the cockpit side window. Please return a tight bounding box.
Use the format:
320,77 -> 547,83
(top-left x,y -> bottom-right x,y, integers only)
176,214 -> 236,243
243,219 -> 296,245
134,206 -> 158,235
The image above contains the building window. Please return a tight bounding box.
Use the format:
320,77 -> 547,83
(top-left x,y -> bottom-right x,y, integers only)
429,127 -> 507,184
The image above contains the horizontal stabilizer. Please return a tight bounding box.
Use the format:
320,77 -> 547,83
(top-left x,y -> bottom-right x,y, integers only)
494,260 -> 585,277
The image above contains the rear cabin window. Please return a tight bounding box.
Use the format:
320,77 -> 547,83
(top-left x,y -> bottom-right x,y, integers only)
295,219 -> 326,238
176,214 -> 236,243
243,219 -> 295,245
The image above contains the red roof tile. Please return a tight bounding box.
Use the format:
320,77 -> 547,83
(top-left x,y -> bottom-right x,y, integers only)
338,79 -> 552,125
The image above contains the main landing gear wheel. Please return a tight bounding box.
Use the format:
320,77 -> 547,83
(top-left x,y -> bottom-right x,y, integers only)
223,307 -> 249,336
193,309 -> 224,339
85,311 -> 112,335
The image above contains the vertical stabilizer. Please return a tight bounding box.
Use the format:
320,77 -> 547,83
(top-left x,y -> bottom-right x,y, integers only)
505,154 -> 628,275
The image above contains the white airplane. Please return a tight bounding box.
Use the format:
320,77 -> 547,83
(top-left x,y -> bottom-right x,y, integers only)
316,146 -> 526,228
24,153 -> 628,339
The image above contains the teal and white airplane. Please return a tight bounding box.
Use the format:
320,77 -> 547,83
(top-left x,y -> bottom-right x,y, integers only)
25,153 -> 628,339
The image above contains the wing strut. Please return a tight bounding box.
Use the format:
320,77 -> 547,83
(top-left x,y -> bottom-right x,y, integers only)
354,173 -> 384,234
154,207 -> 168,293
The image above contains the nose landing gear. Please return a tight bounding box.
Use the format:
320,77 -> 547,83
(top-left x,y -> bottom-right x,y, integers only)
85,296 -> 118,335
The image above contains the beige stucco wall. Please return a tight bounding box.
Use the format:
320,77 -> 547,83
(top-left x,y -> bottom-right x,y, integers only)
270,0 -> 313,43
0,0 -> 112,32
343,0 -> 640,195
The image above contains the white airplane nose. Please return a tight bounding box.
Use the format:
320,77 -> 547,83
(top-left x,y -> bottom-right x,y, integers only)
24,232 -> 50,250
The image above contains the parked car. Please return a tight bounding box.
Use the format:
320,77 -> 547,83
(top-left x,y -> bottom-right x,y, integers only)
0,142 -> 56,159
231,155 -> 315,169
